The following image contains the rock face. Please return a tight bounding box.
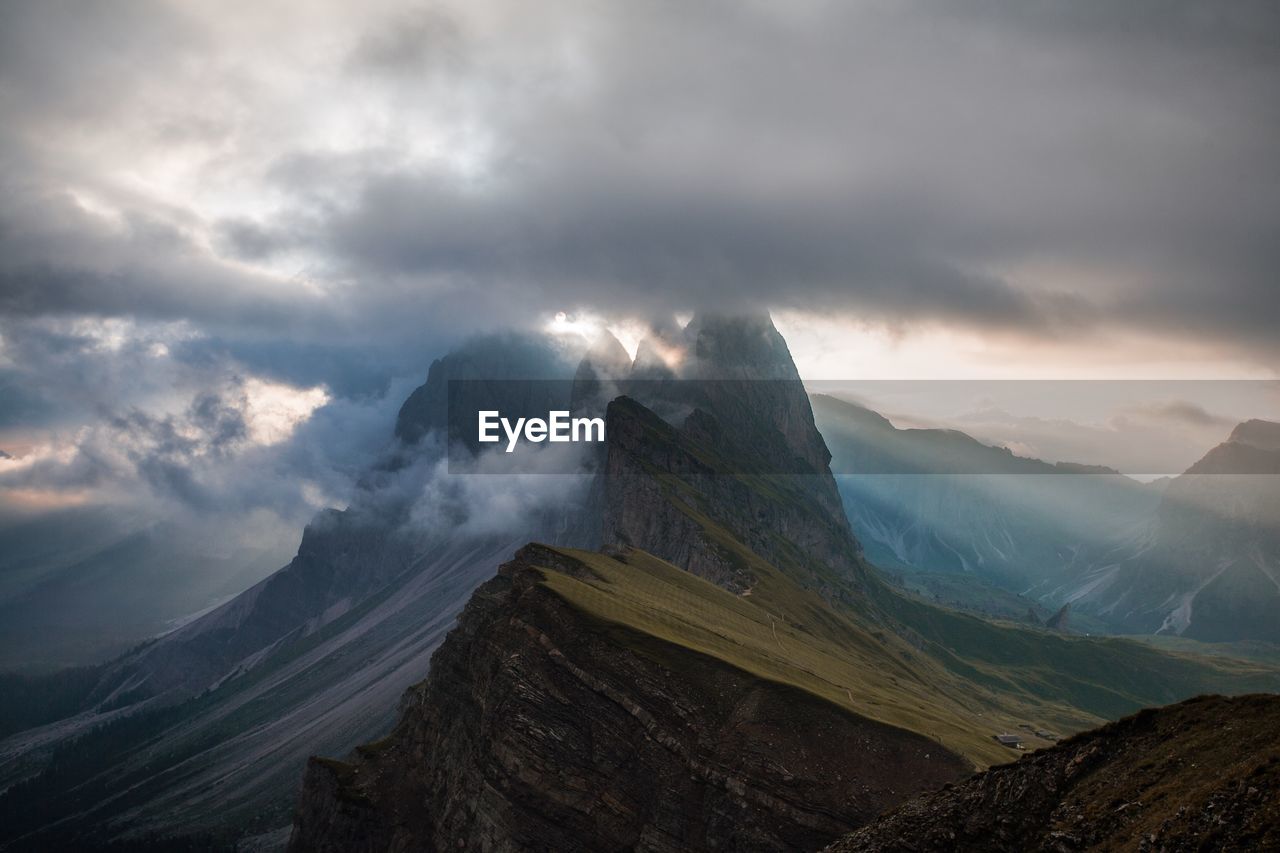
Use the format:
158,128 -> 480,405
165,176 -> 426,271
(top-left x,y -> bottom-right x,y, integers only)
602,314 -> 862,595
602,396 -> 864,594
288,545 -> 970,853
394,332 -> 578,446
570,329 -> 633,413
1226,419 -> 1280,453
1045,602 -> 1070,633
287,317 -> 969,853
86,505 -> 420,706
824,693 -> 1280,853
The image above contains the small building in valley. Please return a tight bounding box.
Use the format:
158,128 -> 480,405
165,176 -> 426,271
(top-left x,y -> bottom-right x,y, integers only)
994,733 -> 1024,749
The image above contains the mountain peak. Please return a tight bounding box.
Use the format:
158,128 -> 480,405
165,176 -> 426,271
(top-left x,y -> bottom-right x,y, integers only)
1228,418 -> 1280,452
685,311 -> 801,381
394,332 -> 576,445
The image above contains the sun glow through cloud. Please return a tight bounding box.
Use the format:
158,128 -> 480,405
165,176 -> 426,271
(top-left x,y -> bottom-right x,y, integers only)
241,378 -> 331,446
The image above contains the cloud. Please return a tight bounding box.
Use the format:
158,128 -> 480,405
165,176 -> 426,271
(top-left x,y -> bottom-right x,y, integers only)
347,6 -> 466,76
408,442 -> 593,538
1122,400 -> 1234,428
1,0 -> 1278,558
0,0 -> 1275,367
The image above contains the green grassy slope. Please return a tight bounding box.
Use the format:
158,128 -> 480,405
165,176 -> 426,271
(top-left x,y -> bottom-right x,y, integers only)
533,535 -> 1279,771
866,580 -> 1279,720
537,395 -> 1280,769
537,545 -> 1017,766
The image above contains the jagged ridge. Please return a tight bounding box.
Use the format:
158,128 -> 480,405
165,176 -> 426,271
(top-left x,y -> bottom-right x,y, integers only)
289,544 -> 971,853
825,693 -> 1280,853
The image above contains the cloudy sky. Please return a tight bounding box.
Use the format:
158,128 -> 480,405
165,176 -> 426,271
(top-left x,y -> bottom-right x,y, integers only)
1,0 -> 1278,523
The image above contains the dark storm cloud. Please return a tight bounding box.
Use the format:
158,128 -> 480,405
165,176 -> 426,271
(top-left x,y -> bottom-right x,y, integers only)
0,184 -> 305,328
1,0 -> 1276,625
314,162 -> 1100,334
2,0 -> 1278,359
227,0 -> 1278,357
0,0 -> 1278,469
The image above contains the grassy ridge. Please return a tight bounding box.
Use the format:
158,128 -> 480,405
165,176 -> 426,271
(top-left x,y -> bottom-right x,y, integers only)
537,541 -> 1280,770
556,396 -> 1280,769
538,545 -> 1065,767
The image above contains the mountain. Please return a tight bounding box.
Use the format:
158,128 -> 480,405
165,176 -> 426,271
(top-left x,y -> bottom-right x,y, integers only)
1045,602 -> 1070,632
824,693 -> 1280,852
0,507 -> 290,672
812,393 -> 1158,595
3,316 -> 1277,851
290,544 -> 971,853
393,332 -> 576,446
0,332 -> 594,851
812,395 -> 1280,644
1074,419 -> 1280,643
289,316 -> 1280,852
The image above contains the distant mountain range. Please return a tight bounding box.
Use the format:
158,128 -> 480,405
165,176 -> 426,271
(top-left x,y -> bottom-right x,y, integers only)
0,509 -> 289,671
1095,419 -> 1280,643
2,316 -> 1277,852
812,394 -> 1280,643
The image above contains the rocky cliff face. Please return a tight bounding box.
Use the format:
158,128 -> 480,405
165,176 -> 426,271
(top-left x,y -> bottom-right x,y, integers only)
824,693 -> 1280,853
288,544 -> 969,853
287,318 -> 970,853
85,504 -> 420,707
602,395 -> 864,594
394,331 -> 579,446
601,314 -> 862,595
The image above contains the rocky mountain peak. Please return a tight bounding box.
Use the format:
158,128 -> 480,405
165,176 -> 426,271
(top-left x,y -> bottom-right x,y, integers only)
1045,602 -> 1070,632
679,313 -> 835,477
684,311 -> 802,382
394,331 -> 577,445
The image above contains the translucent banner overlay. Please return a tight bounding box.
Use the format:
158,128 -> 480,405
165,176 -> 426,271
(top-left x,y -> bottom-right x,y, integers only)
445,379 -> 1280,476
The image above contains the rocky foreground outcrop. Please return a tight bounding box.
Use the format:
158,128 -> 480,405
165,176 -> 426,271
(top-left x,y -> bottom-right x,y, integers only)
288,544 -> 970,853
825,693 -> 1280,853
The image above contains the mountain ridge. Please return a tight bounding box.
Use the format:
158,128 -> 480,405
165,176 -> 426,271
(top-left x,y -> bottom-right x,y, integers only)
825,693 -> 1280,853
288,316 -> 1280,852
2,316 -> 1277,851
